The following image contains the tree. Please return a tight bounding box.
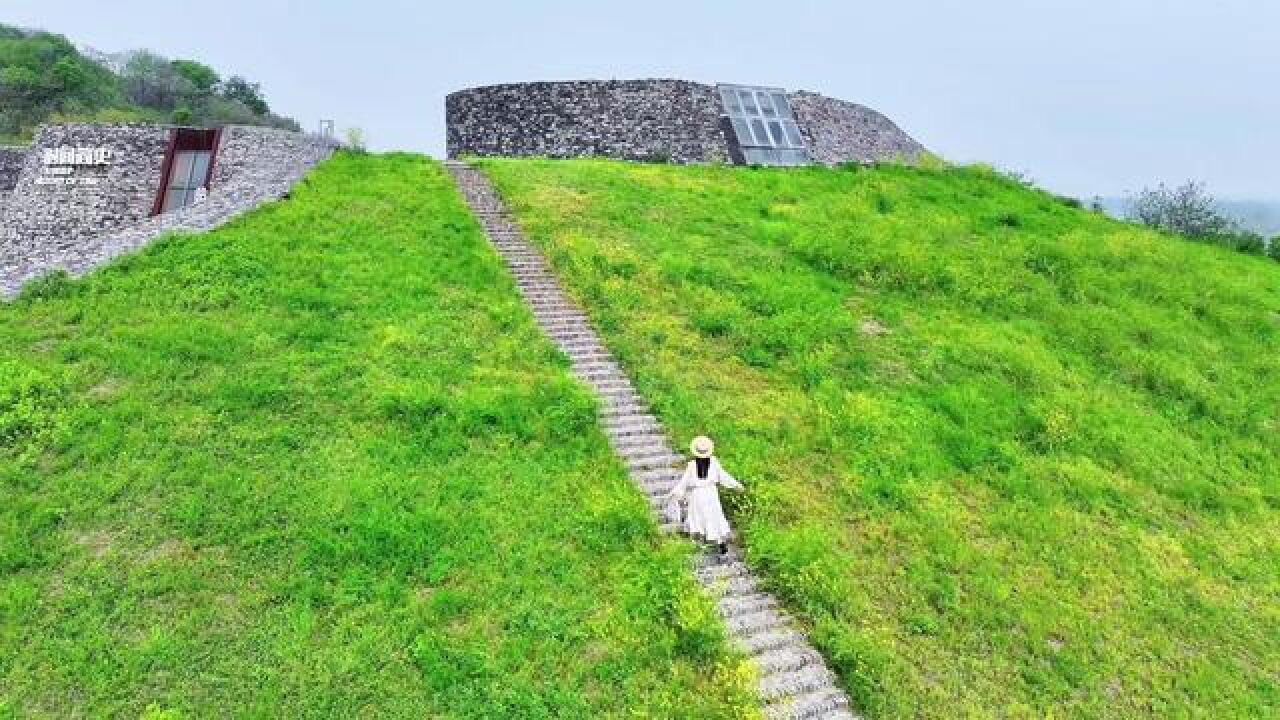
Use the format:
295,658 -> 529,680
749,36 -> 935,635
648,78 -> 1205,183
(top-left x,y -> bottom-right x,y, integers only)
0,26 -> 121,136
1128,181 -> 1234,239
221,75 -> 268,116
170,59 -> 219,94
120,50 -> 190,112
51,57 -> 88,93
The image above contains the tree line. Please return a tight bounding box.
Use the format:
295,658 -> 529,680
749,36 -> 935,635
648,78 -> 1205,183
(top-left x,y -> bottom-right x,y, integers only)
0,24 -> 299,143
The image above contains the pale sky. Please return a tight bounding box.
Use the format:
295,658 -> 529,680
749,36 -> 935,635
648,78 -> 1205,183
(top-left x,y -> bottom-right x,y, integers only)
7,0 -> 1277,201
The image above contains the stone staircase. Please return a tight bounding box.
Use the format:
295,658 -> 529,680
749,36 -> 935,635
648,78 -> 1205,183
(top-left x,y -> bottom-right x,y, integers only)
445,160 -> 859,720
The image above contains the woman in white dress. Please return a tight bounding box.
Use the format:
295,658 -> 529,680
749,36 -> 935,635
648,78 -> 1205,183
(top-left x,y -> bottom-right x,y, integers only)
667,435 -> 744,556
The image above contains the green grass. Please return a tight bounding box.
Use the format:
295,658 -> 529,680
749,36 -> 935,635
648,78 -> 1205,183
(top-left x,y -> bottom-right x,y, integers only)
480,157 -> 1280,719
0,153 -> 758,718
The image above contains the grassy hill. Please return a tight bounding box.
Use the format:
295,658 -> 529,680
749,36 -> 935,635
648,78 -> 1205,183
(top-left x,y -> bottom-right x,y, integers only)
0,154 -> 756,717
480,158 -> 1280,719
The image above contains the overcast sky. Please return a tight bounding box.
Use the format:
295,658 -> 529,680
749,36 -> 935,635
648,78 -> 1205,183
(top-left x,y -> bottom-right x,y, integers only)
7,0 -> 1277,200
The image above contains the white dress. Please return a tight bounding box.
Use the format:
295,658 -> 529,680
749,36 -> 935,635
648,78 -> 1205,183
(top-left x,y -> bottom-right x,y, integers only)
668,456 -> 742,543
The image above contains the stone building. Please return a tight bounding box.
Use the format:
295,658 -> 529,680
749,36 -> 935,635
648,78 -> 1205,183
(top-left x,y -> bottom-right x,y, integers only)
446,79 -> 925,167
0,123 -> 337,298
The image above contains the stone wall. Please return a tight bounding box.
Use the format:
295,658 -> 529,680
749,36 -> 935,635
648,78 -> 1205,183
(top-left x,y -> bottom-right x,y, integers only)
0,124 -> 170,254
447,79 -> 731,164
789,91 -> 925,166
1,124 -> 338,298
0,146 -> 27,193
446,79 -> 928,168
212,125 -> 338,188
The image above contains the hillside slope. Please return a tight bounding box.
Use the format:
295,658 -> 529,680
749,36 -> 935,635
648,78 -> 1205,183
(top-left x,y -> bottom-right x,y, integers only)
0,154 -> 755,718
481,158 -> 1280,719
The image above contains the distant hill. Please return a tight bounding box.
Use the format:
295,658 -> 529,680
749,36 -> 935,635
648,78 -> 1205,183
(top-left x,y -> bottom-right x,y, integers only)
1216,199 -> 1280,236
1096,195 -> 1280,237
0,23 -> 298,144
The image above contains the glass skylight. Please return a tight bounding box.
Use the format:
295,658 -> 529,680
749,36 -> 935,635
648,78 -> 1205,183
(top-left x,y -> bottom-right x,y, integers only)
717,84 -> 809,166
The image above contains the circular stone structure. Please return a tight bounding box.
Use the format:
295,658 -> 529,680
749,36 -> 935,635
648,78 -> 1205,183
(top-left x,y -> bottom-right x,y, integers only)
446,78 -> 925,167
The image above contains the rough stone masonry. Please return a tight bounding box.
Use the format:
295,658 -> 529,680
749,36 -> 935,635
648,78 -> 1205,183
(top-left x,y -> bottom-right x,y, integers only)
447,78 -> 925,166
0,124 -> 337,299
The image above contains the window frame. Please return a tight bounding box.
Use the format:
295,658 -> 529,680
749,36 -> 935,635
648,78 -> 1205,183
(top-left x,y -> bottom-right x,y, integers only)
152,127 -> 222,216
718,84 -> 809,165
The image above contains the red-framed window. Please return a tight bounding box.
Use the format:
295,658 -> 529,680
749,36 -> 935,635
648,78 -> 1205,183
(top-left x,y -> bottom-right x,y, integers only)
152,128 -> 221,216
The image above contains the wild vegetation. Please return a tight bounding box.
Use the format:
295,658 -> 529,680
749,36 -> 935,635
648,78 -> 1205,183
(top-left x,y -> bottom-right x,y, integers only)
1124,181 -> 1277,260
0,154 -> 757,718
481,157 -> 1280,719
0,23 -> 296,145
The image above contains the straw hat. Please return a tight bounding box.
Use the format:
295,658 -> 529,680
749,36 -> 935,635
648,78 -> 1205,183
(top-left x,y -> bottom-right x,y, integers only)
691,435 -> 715,458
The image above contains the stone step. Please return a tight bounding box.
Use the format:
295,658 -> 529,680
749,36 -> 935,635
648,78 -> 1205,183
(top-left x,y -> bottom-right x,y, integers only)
516,283 -> 561,293
579,376 -> 630,390
531,303 -> 585,316
597,388 -> 642,404
640,481 -> 674,498
527,299 -> 581,311
619,445 -> 680,461
603,412 -> 659,428
575,369 -> 626,385
556,337 -> 606,349
547,333 -> 596,345
589,377 -> 633,390
814,710 -> 859,720
563,347 -> 613,360
602,405 -> 651,420
543,321 -> 593,333
696,560 -> 751,584
537,308 -> 590,320
611,434 -> 669,451
738,628 -> 806,655
539,313 -> 588,325
602,422 -> 661,440
759,665 -> 840,705
522,291 -> 570,302
725,607 -> 789,638
762,687 -> 852,720
718,592 -> 778,619
698,545 -> 744,566
751,645 -> 823,676
625,454 -> 682,472
721,574 -> 763,598
601,395 -> 648,409
613,442 -> 670,460
538,307 -> 590,319
640,480 -> 672,497
634,475 -> 678,494
513,272 -> 557,283
541,315 -> 592,327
